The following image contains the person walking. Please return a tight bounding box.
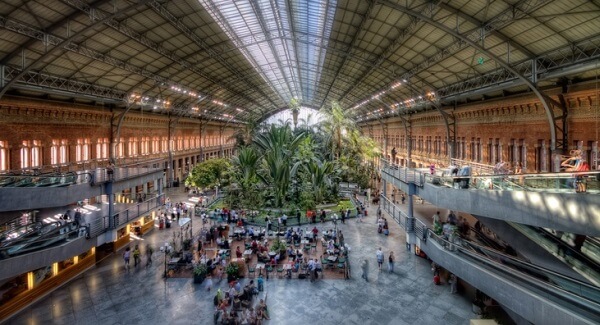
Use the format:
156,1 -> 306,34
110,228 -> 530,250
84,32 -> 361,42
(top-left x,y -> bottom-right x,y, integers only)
388,251 -> 395,273
376,247 -> 384,271
449,274 -> 458,293
145,244 -> 154,268
361,259 -> 369,281
133,244 -> 141,267
123,247 -> 131,271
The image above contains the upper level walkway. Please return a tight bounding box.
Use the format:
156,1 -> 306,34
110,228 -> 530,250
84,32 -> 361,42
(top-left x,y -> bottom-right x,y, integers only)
0,195 -> 164,281
379,196 -> 600,324
380,160 -> 600,237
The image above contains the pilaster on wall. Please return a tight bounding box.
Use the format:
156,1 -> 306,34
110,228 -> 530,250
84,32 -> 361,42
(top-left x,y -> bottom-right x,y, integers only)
360,85 -> 600,172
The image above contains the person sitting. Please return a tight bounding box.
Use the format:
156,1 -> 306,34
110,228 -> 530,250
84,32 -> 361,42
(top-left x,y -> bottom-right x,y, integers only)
258,298 -> 270,320
251,240 -> 258,253
236,246 -> 243,258
327,240 -> 335,254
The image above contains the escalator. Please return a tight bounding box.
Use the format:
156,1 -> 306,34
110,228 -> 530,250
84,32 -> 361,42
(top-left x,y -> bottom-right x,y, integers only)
0,221 -> 80,259
424,231 -> 600,324
510,222 -> 600,286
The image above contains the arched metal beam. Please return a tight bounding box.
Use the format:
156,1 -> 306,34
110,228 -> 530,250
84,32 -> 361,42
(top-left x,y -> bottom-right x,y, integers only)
0,0 -> 113,66
399,82 -> 456,162
319,0 -> 380,109
0,0 -> 151,100
377,97 -> 411,166
255,104 -> 321,124
380,0 -> 564,159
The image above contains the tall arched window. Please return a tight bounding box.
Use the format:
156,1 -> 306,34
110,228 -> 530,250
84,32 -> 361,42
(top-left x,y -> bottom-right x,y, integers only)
96,138 -> 109,160
76,138 -> 90,162
0,141 -> 8,171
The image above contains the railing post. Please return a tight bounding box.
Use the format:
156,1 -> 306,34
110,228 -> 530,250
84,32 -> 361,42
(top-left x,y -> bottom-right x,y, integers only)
406,183 -> 417,251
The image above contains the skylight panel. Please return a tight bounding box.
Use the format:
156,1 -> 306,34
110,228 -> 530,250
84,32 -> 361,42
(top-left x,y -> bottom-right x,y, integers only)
199,0 -> 336,106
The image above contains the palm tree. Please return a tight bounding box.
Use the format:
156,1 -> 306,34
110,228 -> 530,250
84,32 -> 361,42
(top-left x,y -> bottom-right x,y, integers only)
305,158 -> 334,204
253,124 -> 305,207
229,120 -> 258,148
320,101 -> 356,159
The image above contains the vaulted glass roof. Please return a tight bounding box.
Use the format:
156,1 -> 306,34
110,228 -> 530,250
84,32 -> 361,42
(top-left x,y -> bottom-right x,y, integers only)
198,0 -> 336,104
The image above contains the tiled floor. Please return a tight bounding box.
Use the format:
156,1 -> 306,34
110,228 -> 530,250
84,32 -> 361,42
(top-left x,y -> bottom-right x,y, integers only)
5,189 -> 474,325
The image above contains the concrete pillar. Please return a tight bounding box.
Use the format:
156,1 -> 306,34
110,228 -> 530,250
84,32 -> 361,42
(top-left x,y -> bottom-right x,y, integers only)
406,183 -> 416,251
591,141 -> 598,170
143,182 -> 148,195
106,182 -> 114,228
131,187 -> 136,200
541,140 -> 548,172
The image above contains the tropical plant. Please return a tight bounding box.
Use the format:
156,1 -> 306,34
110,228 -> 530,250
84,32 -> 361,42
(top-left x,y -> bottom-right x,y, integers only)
185,158 -> 230,190
320,101 -> 357,160
253,124 -> 305,207
194,263 -> 208,276
225,262 -> 240,277
304,158 -> 334,204
270,237 -> 287,254
289,97 -> 301,128
229,120 -> 258,148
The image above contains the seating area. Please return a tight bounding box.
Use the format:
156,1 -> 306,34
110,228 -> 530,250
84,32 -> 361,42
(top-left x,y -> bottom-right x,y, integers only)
196,224 -> 349,281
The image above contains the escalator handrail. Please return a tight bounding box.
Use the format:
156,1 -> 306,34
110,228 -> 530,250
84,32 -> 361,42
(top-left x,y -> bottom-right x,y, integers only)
451,230 -> 599,292
428,230 -> 600,315
531,225 -> 600,271
458,241 -> 600,317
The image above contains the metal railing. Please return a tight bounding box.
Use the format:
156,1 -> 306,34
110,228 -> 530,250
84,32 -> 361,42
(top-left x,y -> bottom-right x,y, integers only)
112,194 -> 165,229
87,194 -> 165,238
380,159 -> 425,186
379,195 -> 409,230
450,158 -> 495,175
424,171 -> 600,194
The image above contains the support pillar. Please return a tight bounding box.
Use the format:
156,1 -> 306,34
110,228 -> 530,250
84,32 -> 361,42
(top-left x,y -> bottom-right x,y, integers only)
406,183 -> 416,251
106,182 -> 114,228
591,141 -> 598,170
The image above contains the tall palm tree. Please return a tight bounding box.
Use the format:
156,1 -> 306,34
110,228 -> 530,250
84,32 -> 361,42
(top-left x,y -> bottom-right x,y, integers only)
320,101 -> 356,159
229,120 -> 258,148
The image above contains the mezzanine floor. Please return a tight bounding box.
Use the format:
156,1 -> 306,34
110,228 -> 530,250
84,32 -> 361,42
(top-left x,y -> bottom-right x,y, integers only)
5,189 -> 473,325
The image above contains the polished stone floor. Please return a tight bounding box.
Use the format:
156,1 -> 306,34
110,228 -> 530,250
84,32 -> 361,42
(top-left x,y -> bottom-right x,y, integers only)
6,189 -> 474,325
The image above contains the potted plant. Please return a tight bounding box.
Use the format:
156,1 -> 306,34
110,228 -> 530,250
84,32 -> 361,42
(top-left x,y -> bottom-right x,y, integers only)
193,263 -> 208,284
183,239 -> 192,251
225,262 -> 240,282
270,238 -> 287,259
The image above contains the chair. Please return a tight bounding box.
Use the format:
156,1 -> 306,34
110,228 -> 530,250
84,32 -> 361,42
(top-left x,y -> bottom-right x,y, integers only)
266,266 -> 274,278
337,262 -> 345,273
276,267 -> 284,278
311,244 -> 317,253
248,267 -> 256,279
337,257 -> 346,264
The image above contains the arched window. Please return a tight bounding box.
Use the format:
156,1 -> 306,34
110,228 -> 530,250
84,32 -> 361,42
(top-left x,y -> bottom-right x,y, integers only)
0,141 -> 8,171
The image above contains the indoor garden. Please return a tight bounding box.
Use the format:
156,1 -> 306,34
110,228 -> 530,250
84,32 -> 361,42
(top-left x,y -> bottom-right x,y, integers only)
185,101 -> 381,221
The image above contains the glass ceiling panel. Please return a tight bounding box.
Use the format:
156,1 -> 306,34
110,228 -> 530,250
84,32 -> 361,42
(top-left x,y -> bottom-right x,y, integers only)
264,106 -> 323,128
199,0 -> 336,106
